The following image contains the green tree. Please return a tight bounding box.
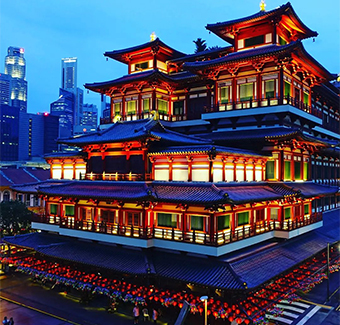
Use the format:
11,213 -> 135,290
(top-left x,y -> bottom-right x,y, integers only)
0,200 -> 32,237
193,38 -> 207,53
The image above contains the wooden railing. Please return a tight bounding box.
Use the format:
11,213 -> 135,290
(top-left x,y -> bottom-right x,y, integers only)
204,95 -> 323,119
32,212 -> 322,247
80,173 -> 152,181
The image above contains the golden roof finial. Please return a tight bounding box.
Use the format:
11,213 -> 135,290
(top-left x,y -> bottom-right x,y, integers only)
150,32 -> 157,42
260,0 -> 266,11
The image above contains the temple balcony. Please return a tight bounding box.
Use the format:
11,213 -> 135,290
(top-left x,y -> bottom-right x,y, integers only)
205,95 -> 321,118
80,172 -> 152,181
31,212 -> 322,257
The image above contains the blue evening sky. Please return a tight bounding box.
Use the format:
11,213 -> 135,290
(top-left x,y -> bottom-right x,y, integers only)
1,0 -> 339,115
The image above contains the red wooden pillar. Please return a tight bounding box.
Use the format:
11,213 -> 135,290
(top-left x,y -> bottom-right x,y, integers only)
138,93 -> 142,118
278,67 -> 284,105
222,158 -> 226,182
118,208 -> 123,226
209,213 -> 215,243
142,208 -> 147,234
232,77 -> 237,108
45,200 -> 49,217
231,212 -> 236,233
187,157 -> 193,182
209,158 -> 214,183
257,73 -> 262,106
121,95 -> 126,119
279,151 -> 284,181
110,96 -> 114,121
168,158 -> 173,181
214,81 -> 218,108
182,212 -> 187,232
61,162 -> 64,179
250,208 -> 254,227
291,157 -> 295,181
233,159 -> 237,182
243,160 -> 247,182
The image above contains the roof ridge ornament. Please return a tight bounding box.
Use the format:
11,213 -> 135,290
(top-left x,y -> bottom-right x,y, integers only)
150,32 -> 157,42
260,0 -> 266,11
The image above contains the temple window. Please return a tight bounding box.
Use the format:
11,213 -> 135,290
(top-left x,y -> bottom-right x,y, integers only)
192,164 -> 209,182
294,156 -> 302,180
114,102 -> 121,116
50,204 -> 58,215
126,100 -> 137,115
34,195 -> 39,206
236,165 -> 245,182
304,204 -> 310,216
172,164 -> 188,181
255,165 -> 262,181
143,98 -> 150,112
16,194 -> 23,202
294,205 -> 301,217
134,61 -> 149,71
157,99 -> 168,114
220,86 -> 230,104
246,165 -> 254,181
303,157 -> 309,180
265,160 -> 275,180
173,100 -> 184,115
240,83 -> 254,101
264,80 -> 275,99
154,165 -> 169,181
25,194 -> 31,206
279,36 -> 287,45
284,155 -> 292,180
127,212 -> 140,226
284,80 -> 291,98
255,209 -> 265,222
75,164 -> 86,180
63,165 -> 73,180
52,164 -> 62,179
270,208 -> 279,220
284,207 -> 291,219
101,210 -> 117,224
65,205 -> 75,216
237,211 -> 249,226
3,191 -> 10,202
190,215 -> 204,231
213,163 -> 223,182
303,91 -> 309,106
217,214 -> 230,231
244,35 -> 264,48
225,164 -> 234,182
157,213 -> 178,228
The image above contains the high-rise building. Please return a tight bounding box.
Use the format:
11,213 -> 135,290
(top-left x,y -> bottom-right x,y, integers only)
61,57 -> 77,90
81,103 -> 98,128
0,104 -> 20,161
0,73 -> 11,106
50,88 -> 74,139
4,47 -> 27,112
18,112 -> 59,161
61,57 -> 83,127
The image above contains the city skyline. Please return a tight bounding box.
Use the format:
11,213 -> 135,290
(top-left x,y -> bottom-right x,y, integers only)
1,0 -> 339,115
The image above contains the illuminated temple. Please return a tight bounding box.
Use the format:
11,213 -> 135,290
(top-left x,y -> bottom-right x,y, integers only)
7,3 -> 340,292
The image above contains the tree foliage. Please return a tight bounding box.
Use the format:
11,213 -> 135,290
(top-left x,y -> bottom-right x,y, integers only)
193,38 -> 207,53
0,200 -> 32,237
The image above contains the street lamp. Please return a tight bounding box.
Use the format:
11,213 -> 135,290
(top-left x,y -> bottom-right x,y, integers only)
200,295 -> 208,325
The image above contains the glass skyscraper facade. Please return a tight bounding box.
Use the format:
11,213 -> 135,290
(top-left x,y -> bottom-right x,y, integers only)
4,47 -> 27,112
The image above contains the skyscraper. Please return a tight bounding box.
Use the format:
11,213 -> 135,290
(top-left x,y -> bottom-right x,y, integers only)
4,47 -> 27,112
61,57 -> 83,126
61,57 -> 77,90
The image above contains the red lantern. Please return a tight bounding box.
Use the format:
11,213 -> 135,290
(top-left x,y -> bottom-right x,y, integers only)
244,319 -> 250,324
236,318 -> 242,324
229,316 -> 234,322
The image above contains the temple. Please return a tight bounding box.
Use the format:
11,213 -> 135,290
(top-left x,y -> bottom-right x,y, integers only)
8,2 -> 339,288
